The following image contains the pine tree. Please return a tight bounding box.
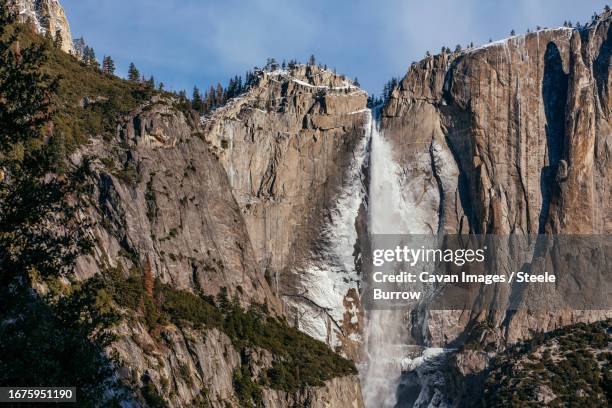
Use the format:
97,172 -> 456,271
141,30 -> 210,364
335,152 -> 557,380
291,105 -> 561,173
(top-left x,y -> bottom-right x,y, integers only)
128,62 -> 140,81
353,77 -> 360,87
215,83 -> 223,106
510,29 -> 516,36
308,54 -> 316,66
158,82 -> 165,92
226,78 -> 235,99
208,85 -> 216,108
82,46 -> 98,68
202,89 -> 210,113
245,70 -> 255,87
228,76 -> 236,97
381,77 -> 399,102
83,45 -> 92,62
102,55 -> 115,75
192,86 -> 203,112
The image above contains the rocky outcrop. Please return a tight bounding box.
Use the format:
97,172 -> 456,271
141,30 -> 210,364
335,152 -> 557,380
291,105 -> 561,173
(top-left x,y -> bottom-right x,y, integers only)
110,320 -> 364,408
203,65 -> 369,357
547,15 -> 612,234
10,0 -> 73,53
383,10 -> 611,238
112,323 -> 241,407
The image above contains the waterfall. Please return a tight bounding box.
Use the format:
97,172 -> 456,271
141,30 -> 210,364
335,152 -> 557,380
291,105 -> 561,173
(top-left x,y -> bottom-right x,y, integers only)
360,109 -> 401,407
366,110 -> 418,236
359,109 -> 419,407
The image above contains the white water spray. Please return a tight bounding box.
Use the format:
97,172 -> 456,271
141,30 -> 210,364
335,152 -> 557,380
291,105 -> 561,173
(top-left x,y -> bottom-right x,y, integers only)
360,109 -> 432,407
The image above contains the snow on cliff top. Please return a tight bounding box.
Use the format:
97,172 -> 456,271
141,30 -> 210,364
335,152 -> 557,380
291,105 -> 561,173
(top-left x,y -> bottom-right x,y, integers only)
464,26 -> 574,55
266,66 -> 362,91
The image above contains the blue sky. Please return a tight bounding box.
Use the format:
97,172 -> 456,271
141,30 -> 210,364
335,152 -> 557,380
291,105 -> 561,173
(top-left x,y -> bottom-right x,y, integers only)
62,0 -> 608,96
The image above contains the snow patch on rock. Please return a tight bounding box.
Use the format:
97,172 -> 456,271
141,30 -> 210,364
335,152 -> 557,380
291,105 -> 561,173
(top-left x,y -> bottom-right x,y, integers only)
400,347 -> 446,372
288,111 -> 370,347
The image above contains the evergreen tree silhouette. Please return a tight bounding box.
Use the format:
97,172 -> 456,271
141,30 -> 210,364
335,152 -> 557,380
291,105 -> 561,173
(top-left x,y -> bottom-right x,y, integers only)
128,62 -> 140,81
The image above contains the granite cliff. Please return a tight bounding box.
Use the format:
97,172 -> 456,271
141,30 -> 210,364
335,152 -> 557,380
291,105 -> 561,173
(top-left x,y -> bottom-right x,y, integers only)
385,7 -> 611,337
10,0 -> 73,53
202,65 -> 368,357
378,8 -> 612,405
69,66 -> 368,406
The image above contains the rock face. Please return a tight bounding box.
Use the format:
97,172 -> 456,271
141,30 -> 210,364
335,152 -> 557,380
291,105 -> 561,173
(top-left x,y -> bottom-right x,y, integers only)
379,8 -> 611,405
110,320 -> 364,408
203,65 -> 369,357
10,0 -> 73,53
383,12 -> 611,238
384,11 -> 611,240
74,99 -> 278,310
71,67 -> 368,405
262,376 -> 365,408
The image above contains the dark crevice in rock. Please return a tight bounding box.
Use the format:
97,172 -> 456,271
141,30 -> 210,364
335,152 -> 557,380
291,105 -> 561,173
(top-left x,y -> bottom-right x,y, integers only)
539,41 -> 569,233
594,23 -> 612,114
440,106 -> 478,234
